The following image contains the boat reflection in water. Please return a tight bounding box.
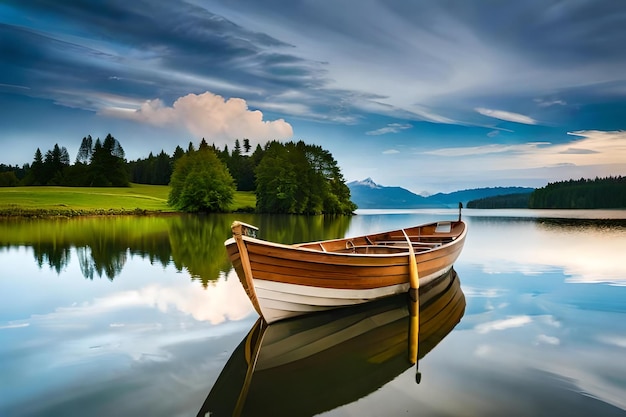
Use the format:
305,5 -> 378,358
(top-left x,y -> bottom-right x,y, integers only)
198,268 -> 465,417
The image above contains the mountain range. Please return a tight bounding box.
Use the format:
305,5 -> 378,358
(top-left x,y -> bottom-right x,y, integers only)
347,178 -> 534,209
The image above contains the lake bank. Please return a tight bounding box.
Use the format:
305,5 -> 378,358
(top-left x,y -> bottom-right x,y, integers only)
0,184 -> 256,217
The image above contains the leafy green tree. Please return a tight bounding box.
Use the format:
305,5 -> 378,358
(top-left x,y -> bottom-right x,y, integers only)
1,163 -> 28,184
255,141 -> 298,213
255,140 -> 356,214
168,148 -> 235,212
0,171 -> 19,186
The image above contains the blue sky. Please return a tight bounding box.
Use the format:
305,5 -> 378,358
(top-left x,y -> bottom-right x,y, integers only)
1,0 -> 625,194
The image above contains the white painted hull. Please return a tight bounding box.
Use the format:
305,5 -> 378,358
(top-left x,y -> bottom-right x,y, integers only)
254,265 -> 452,323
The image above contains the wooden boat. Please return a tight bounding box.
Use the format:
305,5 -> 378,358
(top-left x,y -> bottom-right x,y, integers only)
197,268 -> 465,417
225,217 -> 467,323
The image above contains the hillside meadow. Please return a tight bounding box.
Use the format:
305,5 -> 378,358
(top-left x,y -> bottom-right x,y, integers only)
0,184 -> 256,217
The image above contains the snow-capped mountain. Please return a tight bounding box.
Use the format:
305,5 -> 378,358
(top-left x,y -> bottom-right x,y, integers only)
347,178 -> 534,209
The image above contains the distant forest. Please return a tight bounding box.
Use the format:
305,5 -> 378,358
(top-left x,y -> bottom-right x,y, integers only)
0,134 -> 257,189
467,176 -> 626,209
466,192 -> 532,209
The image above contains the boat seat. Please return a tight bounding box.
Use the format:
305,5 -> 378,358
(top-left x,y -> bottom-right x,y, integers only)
375,241 -> 442,247
351,245 -> 410,254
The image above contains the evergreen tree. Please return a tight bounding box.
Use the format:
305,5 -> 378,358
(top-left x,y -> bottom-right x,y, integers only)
89,135 -> 129,186
42,144 -> 70,185
76,135 -> 93,164
29,148 -> 44,185
529,176 -> 626,208
172,145 -> 185,161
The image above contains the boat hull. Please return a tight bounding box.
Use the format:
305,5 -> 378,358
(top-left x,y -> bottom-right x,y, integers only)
225,220 -> 466,323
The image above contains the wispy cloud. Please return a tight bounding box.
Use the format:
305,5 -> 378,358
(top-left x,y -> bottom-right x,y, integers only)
559,148 -> 599,155
0,322 -> 30,330
426,129 -> 626,164
382,149 -> 400,154
423,142 -> 550,157
475,107 -> 537,125
366,123 -> 412,136
0,83 -> 31,91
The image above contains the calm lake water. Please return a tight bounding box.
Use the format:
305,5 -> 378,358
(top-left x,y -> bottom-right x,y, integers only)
1,209 -> 626,416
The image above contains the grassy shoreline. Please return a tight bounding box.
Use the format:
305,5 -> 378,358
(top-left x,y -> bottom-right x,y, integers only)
0,184 -> 256,218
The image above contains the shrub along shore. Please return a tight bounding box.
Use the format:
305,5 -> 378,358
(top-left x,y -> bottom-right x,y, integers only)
0,184 -> 256,218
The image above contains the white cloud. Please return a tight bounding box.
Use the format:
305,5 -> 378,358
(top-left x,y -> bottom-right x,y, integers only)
366,123 -> 413,136
475,315 -> 533,334
382,149 -> 400,154
35,275 -> 253,326
474,344 -> 492,357
475,107 -> 537,125
116,91 -> 293,141
534,98 -> 567,107
536,334 -> 560,345
598,335 -> 626,348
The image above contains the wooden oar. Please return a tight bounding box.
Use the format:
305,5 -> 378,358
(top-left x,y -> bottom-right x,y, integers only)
402,229 -> 420,381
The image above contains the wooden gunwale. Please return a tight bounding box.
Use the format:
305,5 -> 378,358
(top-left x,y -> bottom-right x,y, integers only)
238,239 -> 464,288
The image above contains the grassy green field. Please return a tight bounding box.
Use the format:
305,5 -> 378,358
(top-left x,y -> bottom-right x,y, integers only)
0,184 -> 256,217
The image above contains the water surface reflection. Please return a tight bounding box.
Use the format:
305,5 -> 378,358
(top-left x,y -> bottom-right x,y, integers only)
1,210 -> 626,416
199,268 -> 465,417
0,214 -> 353,284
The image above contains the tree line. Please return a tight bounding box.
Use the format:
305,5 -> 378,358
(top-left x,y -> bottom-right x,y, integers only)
529,176 -> 626,209
1,135 -> 356,214
1,134 -> 129,187
466,192 -> 532,209
467,176 -> 626,209
167,138 -> 356,214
